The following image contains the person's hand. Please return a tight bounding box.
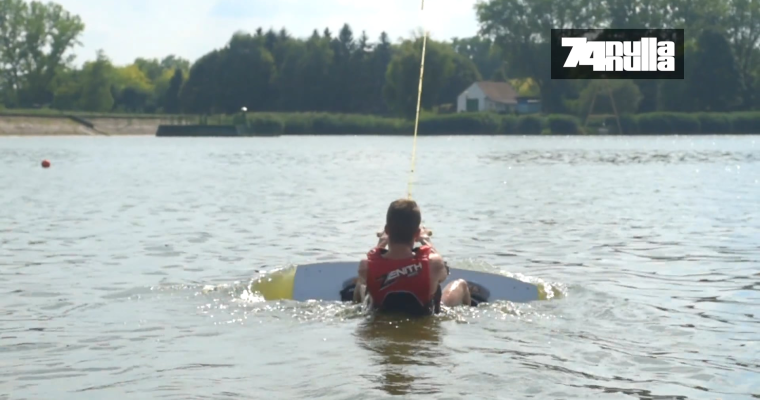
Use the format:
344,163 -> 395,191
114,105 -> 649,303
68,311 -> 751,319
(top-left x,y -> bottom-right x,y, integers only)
419,226 -> 433,241
376,230 -> 389,247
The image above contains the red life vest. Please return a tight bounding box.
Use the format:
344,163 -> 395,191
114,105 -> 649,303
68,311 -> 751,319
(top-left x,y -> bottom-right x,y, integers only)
365,245 -> 434,314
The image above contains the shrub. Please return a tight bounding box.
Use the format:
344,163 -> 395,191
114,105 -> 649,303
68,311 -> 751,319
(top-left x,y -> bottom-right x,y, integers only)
604,114 -> 639,134
516,115 -> 543,134
247,114 -> 284,135
668,113 -> 700,133
498,116 -> 518,134
547,114 -> 581,134
419,112 -> 502,135
637,113 -> 674,134
697,113 -> 732,134
730,112 -> 760,134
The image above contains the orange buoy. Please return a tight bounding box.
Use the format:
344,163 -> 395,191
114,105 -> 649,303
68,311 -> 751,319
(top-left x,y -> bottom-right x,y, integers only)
41,159 -> 50,168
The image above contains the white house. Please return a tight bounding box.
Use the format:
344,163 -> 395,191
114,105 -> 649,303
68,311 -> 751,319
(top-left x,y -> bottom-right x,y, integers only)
456,81 -> 519,113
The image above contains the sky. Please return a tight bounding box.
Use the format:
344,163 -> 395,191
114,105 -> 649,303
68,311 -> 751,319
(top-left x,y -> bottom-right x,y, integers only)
54,0 -> 481,66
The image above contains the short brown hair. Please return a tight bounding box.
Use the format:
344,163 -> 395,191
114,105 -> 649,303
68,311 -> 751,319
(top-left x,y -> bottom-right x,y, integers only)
385,199 -> 421,244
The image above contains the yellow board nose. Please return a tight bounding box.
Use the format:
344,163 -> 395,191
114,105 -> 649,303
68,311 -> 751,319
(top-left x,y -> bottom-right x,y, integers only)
250,266 -> 297,300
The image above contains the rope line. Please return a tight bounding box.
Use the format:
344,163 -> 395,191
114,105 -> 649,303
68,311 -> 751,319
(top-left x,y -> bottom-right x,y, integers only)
406,0 -> 428,200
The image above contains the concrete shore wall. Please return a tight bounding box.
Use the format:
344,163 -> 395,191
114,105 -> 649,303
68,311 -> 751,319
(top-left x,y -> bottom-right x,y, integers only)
0,115 -> 177,136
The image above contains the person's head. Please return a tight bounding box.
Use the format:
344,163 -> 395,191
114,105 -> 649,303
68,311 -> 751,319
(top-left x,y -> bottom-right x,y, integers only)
384,199 -> 422,245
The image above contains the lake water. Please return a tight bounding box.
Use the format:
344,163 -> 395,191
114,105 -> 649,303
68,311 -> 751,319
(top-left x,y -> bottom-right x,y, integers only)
1,135 -> 758,400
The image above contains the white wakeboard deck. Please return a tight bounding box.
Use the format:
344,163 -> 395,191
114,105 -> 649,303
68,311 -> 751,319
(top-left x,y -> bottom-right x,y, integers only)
291,261 -> 540,303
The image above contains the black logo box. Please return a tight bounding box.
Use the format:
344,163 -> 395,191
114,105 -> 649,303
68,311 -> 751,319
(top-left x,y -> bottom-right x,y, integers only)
551,29 -> 685,80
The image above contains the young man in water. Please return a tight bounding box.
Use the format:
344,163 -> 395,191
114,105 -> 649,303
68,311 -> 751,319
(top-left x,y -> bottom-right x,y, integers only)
352,199 -> 472,315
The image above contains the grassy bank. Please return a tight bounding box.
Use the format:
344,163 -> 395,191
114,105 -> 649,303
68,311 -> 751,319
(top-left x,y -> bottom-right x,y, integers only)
196,111 -> 760,135
2,109 -> 760,135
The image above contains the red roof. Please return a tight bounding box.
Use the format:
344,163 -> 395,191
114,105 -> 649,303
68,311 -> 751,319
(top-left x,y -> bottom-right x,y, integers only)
475,81 -> 519,105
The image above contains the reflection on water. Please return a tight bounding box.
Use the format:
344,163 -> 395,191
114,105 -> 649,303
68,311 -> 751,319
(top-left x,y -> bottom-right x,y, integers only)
355,315 -> 445,396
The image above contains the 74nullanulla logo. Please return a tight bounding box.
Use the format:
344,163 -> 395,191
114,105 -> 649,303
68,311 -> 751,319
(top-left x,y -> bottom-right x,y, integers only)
563,37 -> 675,71
551,29 -> 685,80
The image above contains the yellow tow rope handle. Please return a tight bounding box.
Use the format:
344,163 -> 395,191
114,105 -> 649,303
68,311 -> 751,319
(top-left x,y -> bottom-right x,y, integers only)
407,0 -> 428,200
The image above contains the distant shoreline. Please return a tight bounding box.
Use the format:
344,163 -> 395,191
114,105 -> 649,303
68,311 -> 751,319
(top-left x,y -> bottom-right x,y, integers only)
1,110 -> 759,136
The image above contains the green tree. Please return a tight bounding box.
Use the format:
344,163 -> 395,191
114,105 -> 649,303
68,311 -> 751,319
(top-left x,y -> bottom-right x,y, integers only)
348,30 -> 374,113
689,29 -> 744,111
78,50 -> 114,112
160,55 -> 190,72
111,64 -> 154,112
366,32 -> 394,114
51,68 -> 82,110
163,68 -> 183,113
264,29 -> 277,52
133,58 -> 164,82
330,23 -> 356,112
0,0 -> 84,107
450,36 -> 502,80
296,32 -> 334,111
274,35 -> 307,111
216,32 -> 277,113
602,0 -> 671,28
669,0 -> 730,39
438,53 -> 482,106
0,0 -> 26,105
383,36 -> 455,118
724,0 -> 760,110
179,50 -> 223,113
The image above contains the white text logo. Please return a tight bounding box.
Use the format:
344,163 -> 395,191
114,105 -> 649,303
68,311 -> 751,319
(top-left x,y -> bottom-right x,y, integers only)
380,263 -> 422,289
562,37 -> 675,72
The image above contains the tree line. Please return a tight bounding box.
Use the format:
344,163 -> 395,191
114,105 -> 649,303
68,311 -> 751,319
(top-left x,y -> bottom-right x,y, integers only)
1,0 -> 758,120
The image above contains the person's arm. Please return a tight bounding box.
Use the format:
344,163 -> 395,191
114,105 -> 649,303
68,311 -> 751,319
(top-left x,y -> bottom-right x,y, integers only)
420,228 -> 449,278
353,259 -> 368,303
429,254 -> 448,286
418,227 -> 438,254
355,231 -> 388,303
375,231 -> 389,249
